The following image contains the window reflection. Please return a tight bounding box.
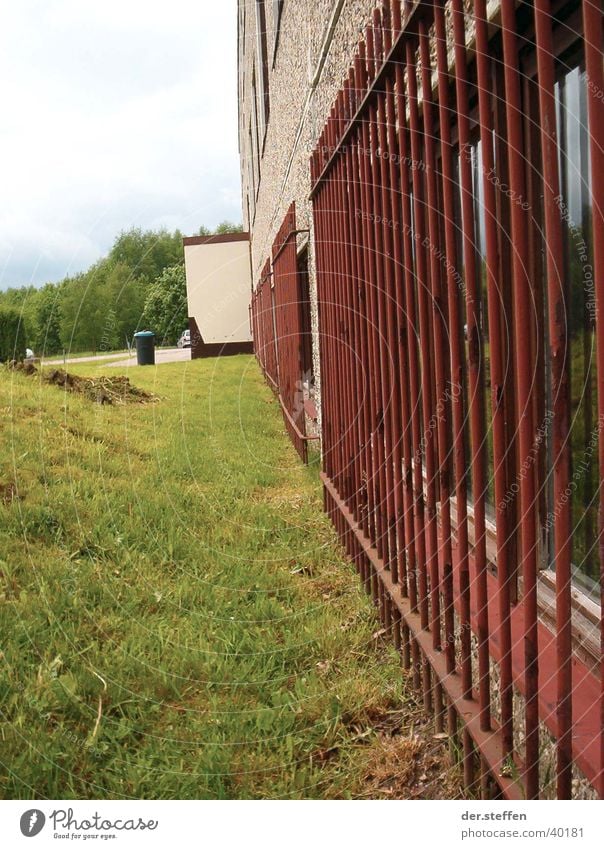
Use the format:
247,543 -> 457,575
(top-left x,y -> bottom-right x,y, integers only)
555,60 -> 597,587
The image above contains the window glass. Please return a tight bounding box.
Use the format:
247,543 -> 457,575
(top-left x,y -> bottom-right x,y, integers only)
555,60 -> 597,588
255,1 -> 270,142
272,0 -> 284,63
457,140 -> 494,509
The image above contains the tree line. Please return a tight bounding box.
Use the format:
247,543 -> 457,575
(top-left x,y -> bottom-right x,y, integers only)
0,221 -> 242,359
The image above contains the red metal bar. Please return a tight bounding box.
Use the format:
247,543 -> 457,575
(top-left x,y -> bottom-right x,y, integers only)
373,15 -> 400,582
432,0 -> 472,692
341,133 -> 367,580
451,0 -> 491,733
332,118 -> 354,512
405,33 -> 440,647
473,0 -> 515,763
419,17 -> 451,656
341,75 -> 362,534
500,0 -> 540,798
533,0 -> 573,800
394,59 -> 426,618
582,0 -> 604,799
399,42 -> 436,628
352,46 -> 378,548
358,25 -> 387,560
383,67 -> 406,588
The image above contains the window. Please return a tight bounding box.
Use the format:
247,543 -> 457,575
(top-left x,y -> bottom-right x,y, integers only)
272,0 -> 284,65
555,56 -> 596,588
255,1 -> 270,146
250,71 -> 261,195
297,246 -> 314,389
523,33 -> 596,590
247,121 -> 257,222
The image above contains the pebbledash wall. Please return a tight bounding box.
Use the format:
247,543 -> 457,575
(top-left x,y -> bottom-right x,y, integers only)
238,0 -> 378,419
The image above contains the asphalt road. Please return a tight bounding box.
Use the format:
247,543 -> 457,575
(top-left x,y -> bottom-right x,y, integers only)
107,347 -> 191,368
42,348 -> 191,368
42,351 -> 135,366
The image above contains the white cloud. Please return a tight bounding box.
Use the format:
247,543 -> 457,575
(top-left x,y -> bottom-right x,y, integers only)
0,0 -> 241,288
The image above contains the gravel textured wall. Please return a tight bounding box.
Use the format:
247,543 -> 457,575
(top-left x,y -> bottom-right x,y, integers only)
239,0 -> 378,420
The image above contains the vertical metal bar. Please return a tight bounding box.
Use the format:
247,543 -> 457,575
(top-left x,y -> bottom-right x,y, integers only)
384,66 -> 412,598
500,0 -> 540,798
406,35 -> 440,648
342,72 -> 365,533
433,0 -> 472,690
581,0 -> 604,799
383,69 -> 407,590
326,120 -> 342,486
463,729 -> 476,793
352,48 -> 378,549
382,1 -> 392,54
419,17 -> 451,655
367,11 -> 392,567
451,0 -> 491,733
394,59 -> 425,619
323,148 -> 340,486
374,40 -> 401,583
473,0 -> 514,760
346,107 -> 373,563
358,26 -> 387,560
333,112 -> 355,509
533,0 -> 573,800
348,110 -> 374,546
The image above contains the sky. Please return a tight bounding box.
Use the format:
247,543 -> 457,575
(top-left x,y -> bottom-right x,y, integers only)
0,0 -> 241,290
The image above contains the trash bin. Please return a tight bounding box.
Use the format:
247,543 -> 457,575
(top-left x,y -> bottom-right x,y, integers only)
134,331 -> 155,366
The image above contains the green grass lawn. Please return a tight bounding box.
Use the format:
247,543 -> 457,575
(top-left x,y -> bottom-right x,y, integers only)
0,355 -> 447,800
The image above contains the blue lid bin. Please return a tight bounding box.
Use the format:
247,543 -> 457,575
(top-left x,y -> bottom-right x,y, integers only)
134,331 -> 155,366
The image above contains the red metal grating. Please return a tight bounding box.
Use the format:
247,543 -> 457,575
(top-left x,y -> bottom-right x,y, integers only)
309,0 -> 603,800
251,203 -> 319,463
251,259 -> 278,391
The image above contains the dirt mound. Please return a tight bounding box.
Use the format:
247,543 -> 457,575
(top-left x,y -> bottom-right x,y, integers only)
8,360 -> 37,376
7,361 -> 158,405
44,369 -> 158,405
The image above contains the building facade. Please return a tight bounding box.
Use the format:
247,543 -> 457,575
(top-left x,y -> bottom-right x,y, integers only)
239,0 -> 603,801
239,0 -> 378,409
184,232 -> 253,358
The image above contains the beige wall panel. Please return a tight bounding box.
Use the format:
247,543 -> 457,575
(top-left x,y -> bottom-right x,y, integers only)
184,240 -> 252,344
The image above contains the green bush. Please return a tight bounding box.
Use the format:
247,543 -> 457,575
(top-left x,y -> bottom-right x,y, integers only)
0,307 -> 27,362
